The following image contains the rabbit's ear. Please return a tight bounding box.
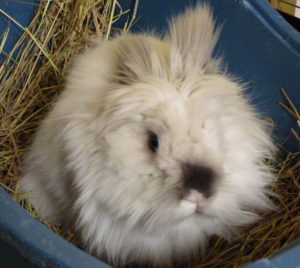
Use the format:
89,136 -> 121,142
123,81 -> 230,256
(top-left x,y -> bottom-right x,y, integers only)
113,35 -> 169,85
168,4 -> 221,76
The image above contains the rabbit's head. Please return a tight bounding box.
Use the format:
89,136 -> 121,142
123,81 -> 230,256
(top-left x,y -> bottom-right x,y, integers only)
72,6 -> 275,240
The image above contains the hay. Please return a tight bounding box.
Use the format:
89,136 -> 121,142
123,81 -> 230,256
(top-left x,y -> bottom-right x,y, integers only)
0,0 -> 133,242
0,1 -> 299,267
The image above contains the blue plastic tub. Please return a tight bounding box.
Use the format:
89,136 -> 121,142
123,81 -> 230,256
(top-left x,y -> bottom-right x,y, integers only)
0,0 -> 299,267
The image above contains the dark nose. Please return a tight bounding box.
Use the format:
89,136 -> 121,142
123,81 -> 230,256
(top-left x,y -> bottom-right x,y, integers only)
181,163 -> 217,198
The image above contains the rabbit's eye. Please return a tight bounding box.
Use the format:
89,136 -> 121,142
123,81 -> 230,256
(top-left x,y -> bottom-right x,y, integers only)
148,132 -> 159,153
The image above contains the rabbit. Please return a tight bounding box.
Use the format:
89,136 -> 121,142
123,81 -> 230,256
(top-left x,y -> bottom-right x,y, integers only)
20,4 -> 276,268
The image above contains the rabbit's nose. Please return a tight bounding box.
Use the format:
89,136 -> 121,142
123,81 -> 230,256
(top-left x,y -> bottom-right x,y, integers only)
181,163 -> 217,198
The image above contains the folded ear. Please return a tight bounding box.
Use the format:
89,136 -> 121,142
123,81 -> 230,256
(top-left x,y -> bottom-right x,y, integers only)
112,35 -> 169,85
168,4 -> 221,76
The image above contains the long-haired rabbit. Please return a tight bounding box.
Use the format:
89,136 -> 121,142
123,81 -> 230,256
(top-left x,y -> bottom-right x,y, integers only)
21,4 -> 275,267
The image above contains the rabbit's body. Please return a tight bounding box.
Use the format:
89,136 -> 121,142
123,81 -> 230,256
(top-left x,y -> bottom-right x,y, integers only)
21,5 -> 275,267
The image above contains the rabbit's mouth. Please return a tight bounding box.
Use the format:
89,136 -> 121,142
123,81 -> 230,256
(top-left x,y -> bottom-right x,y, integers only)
177,189 -> 209,218
182,189 -> 207,213
170,163 -> 220,219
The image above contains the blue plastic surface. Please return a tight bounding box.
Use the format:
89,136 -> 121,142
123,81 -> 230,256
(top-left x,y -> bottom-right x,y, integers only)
0,188 -> 110,268
0,0 -> 37,63
0,0 -> 299,267
244,238 -> 300,268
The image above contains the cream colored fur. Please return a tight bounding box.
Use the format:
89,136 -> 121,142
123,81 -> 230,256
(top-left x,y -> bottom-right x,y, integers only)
21,4 -> 275,267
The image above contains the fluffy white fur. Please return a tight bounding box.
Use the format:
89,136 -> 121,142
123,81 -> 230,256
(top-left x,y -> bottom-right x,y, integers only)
20,4 -> 275,267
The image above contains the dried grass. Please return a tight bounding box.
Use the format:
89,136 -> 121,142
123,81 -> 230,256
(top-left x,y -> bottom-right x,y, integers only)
0,0 -> 132,243
0,1 -> 299,267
